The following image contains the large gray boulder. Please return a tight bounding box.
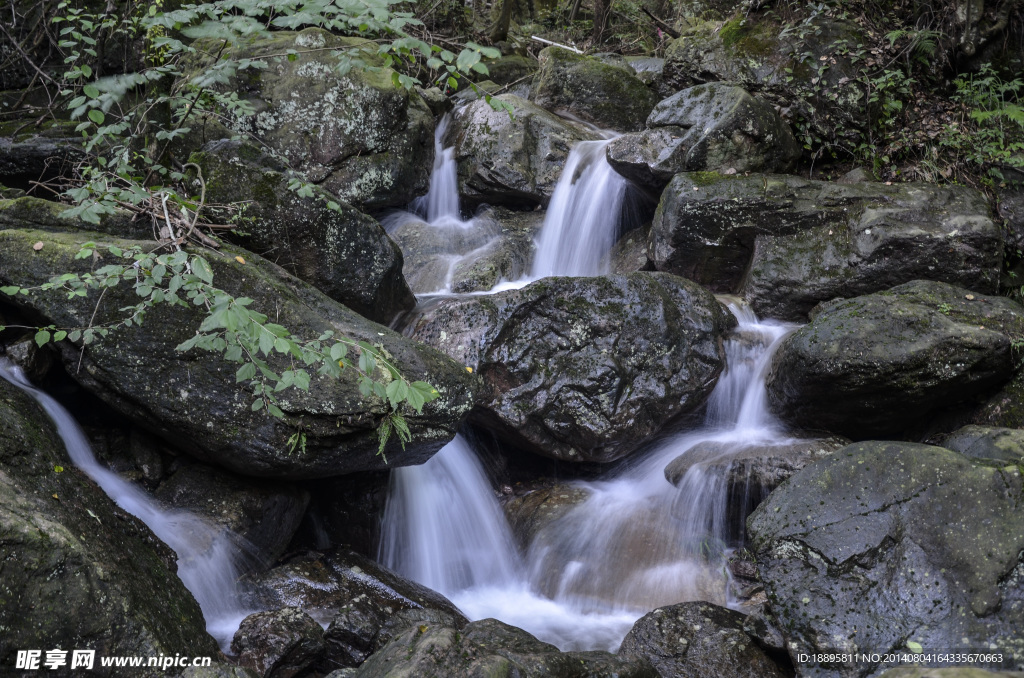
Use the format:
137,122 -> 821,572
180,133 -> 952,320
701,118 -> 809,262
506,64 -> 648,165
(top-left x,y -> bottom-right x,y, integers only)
650,172 -> 1001,320
530,46 -> 659,132
748,441 -> 1024,677
618,601 -> 787,678
191,140 -> 415,324
448,94 -> 601,208
606,83 -> 799,190
352,617 -> 656,678
0,377 -> 219,673
407,273 -> 734,463
154,463 -> 310,566
766,281 -> 1024,438
0,226 -> 476,479
940,425 -> 1024,463
187,28 -> 434,211
231,607 -> 326,678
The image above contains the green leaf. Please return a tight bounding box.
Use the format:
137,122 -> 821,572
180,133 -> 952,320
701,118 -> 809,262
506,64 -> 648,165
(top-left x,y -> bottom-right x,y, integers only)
88,109 -> 105,125
192,256 -> 214,284
34,329 -> 52,347
0,286 -> 19,296
267,403 -> 284,418
53,330 -> 68,342
236,362 -> 257,382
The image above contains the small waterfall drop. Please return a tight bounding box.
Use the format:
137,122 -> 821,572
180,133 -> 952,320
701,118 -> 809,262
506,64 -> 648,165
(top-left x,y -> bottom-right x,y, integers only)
529,139 -> 630,279
378,304 -> 801,651
0,360 -> 253,650
410,114 -> 461,225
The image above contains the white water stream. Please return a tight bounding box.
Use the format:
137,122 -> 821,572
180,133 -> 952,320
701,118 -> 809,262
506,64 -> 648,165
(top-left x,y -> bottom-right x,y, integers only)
0,359 -> 252,651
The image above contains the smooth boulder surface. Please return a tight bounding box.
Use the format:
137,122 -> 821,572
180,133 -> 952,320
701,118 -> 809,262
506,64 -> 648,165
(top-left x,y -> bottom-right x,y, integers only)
0,227 -> 476,479
408,273 -> 734,463
618,601 -> 787,678
353,617 -> 656,678
154,463 -> 310,566
503,482 -> 592,550
940,425 -> 1024,463
231,607 -> 326,678
530,47 -> 659,132
767,281 -> 1024,438
606,83 -> 799,189
189,28 -> 433,211
192,140 -> 415,323
448,94 -> 601,208
0,377 -> 218,672
650,172 -> 1001,320
748,441 -> 1024,677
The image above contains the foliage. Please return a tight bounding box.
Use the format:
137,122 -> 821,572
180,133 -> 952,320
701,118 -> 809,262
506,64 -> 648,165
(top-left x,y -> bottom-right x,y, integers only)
0,242 -> 440,455
0,0 -> 512,454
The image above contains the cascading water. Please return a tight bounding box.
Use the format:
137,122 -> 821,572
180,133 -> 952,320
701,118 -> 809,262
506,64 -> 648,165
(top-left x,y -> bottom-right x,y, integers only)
410,114 -> 461,225
529,138 -> 630,279
379,303 -> 801,651
0,359 -> 253,650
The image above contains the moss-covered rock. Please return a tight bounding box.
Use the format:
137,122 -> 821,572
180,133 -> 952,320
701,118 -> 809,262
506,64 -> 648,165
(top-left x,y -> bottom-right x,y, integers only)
186,28 -> 434,211
607,83 -> 799,189
940,425 -> 1024,463
0,376 -> 219,672
0,227 -> 476,478
190,140 -> 414,323
618,601 -> 788,678
530,47 -> 659,132
662,15 -> 867,146
748,441 -> 1024,677
766,281 -> 1024,438
448,94 -> 600,209
650,172 -> 1002,320
408,273 -> 734,463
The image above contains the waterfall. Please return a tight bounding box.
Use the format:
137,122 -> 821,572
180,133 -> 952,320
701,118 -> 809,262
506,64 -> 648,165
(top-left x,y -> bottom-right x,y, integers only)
410,114 -> 461,224
529,139 -> 630,279
377,303 -> 801,651
0,360 -> 253,650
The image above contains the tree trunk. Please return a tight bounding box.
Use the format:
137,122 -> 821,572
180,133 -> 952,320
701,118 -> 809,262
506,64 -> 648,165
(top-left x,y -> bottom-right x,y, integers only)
490,0 -> 513,43
592,0 -> 611,44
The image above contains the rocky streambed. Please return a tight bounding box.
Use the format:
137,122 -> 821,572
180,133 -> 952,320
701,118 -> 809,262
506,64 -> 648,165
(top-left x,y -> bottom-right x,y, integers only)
1,23 -> 1023,678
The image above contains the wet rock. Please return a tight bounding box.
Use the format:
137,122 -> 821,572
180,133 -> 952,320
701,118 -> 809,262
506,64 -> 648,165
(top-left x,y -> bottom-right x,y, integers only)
182,664 -> 261,678
232,607 -> 326,678
766,281 -> 1024,438
408,273 -> 734,463
606,224 -> 652,274
663,437 -> 849,487
2,334 -> 54,383
155,463 -> 309,566
606,84 -> 799,190
0,226 -> 476,479
0,194 -> 148,239
940,425 -> 1024,464
618,601 -> 787,678
448,94 -> 601,208
189,28 -> 433,211
748,441 -> 1024,677
0,378 -> 218,672
386,207 -> 540,294
238,547 -> 466,627
973,370 -> 1024,429
288,470 -> 390,556
0,119 -> 83,190
191,140 -> 414,324
503,482 -> 592,550
531,46 -> 659,132
353,617 -> 656,677
650,172 -> 1001,320
487,54 -> 540,86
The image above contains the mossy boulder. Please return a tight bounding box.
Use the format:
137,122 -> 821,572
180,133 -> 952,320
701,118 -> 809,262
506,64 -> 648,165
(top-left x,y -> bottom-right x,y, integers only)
0,227 -> 476,479
766,281 -> 1024,438
448,94 -> 601,208
618,601 -> 787,678
190,140 -> 414,323
530,47 -> 659,132
650,172 -> 1001,320
606,83 -> 799,190
352,617 -> 656,678
662,15 -> 866,145
0,119 -> 83,191
0,377 -> 219,672
408,273 -> 734,463
748,441 -> 1024,677
973,369 -> 1024,429
940,425 -> 1024,464
186,28 -> 434,211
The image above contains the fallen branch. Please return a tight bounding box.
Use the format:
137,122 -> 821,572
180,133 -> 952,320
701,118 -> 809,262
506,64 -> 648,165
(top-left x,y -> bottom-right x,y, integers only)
530,36 -> 582,53
641,8 -> 680,39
